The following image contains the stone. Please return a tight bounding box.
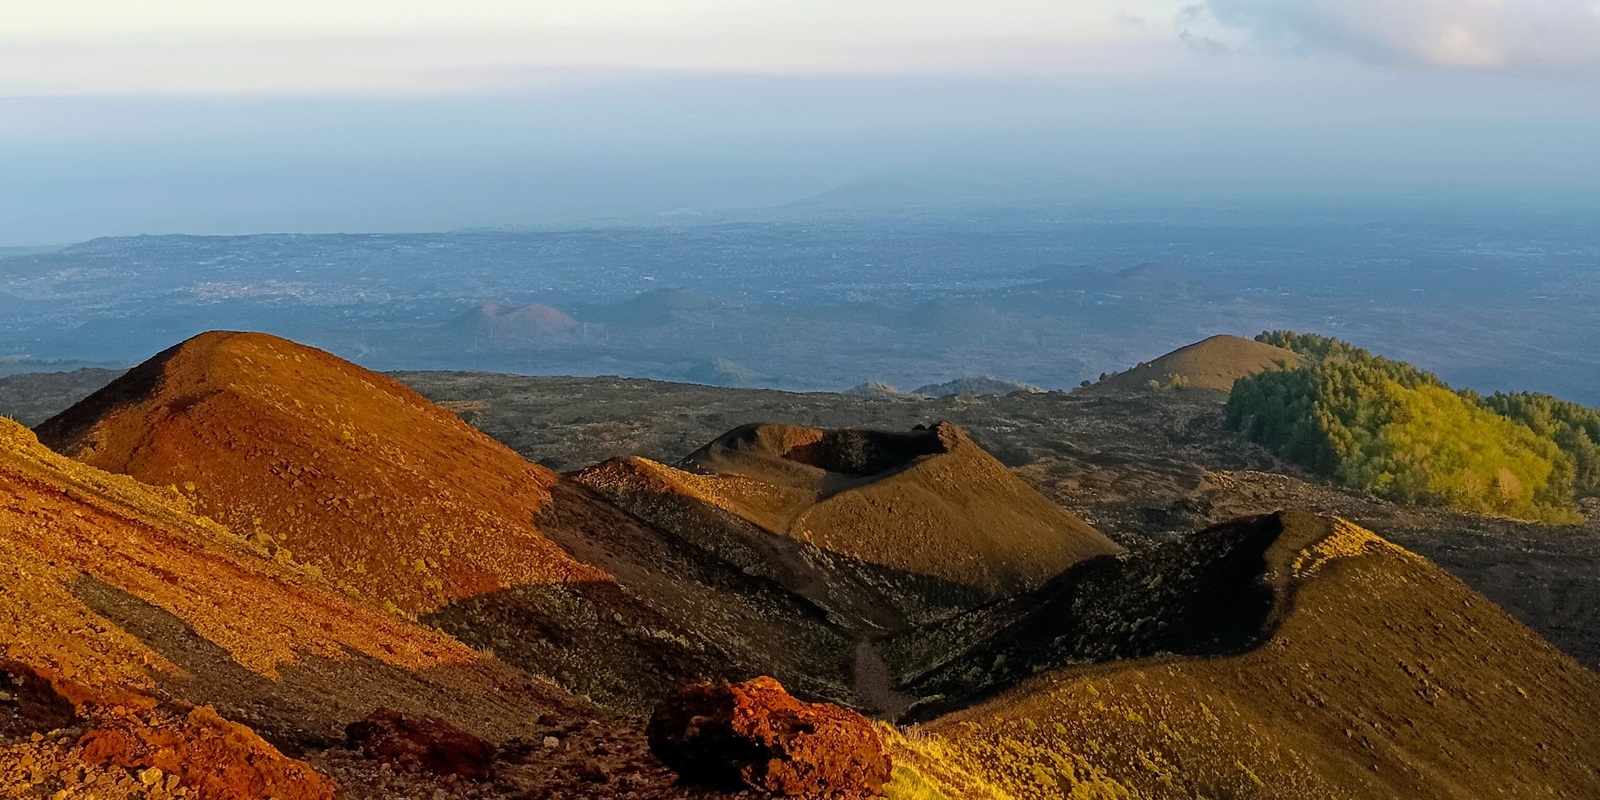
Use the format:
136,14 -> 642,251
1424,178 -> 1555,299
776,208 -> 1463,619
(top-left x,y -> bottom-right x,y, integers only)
78,704 -> 336,800
346,708 -> 495,780
646,676 -> 891,798
0,661 -> 79,739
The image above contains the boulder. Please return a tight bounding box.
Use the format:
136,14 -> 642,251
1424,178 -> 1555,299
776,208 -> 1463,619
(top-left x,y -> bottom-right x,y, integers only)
0,661 -> 79,739
79,703 -> 336,800
346,707 -> 495,780
647,676 -> 890,798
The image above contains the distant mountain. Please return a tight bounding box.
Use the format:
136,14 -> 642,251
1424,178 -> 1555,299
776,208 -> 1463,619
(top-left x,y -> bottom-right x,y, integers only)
914,375 -> 1044,397
683,357 -> 764,388
449,301 -> 579,348
1081,334 -> 1305,394
842,381 -> 911,398
1110,261 -> 1178,283
1020,262 -> 1115,287
766,166 -> 1084,219
0,356 -> 128,379
1024,261 -> 1207,297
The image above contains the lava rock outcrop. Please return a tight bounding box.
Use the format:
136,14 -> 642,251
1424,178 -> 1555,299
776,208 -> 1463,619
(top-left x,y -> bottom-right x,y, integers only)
346,707 -> 496,780
79,704 -> 337,800
647,676 -> 890,798
0,662 -> 79,739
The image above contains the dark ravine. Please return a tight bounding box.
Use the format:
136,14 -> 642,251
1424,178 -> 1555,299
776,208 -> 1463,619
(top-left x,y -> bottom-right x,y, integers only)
851,638 -> 914,719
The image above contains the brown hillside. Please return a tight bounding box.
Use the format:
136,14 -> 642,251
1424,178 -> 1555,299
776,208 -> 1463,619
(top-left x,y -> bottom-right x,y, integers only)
33,332 -> 855,712
35,331 -> 604,617
581,422 -> 1121,626
0,416 -> 586,795
575,456 -> 970,637
1081,334 -> 1305,394
0,416 -> 799,800
890,511 -> 1600,799
682,422 -> 1121,594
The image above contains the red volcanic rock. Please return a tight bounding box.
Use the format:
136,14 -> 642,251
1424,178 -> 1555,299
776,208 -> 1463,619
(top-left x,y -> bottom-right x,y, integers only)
0,662 -> 79,738
78,704 -> 336,800
647,676 -> 890,798
346,707 -> 495,780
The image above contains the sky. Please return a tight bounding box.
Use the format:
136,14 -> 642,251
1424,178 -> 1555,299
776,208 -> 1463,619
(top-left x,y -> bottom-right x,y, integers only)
3,1 -> 1599,243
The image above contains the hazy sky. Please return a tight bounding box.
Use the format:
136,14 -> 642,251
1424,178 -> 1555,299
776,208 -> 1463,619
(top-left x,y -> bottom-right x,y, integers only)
3,1 -> 1598,243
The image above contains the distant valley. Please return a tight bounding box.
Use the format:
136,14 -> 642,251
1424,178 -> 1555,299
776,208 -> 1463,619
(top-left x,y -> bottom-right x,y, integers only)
3,203 -> 1597,404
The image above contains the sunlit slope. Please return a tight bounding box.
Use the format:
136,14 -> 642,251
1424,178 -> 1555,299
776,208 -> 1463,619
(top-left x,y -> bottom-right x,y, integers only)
35,331 -> 604,616
35,332 -> 854,710
0,417 -> 572,744
1082,334 -> 1305,394
682,423 -> 1121,591
583,422 -> 1121,627
895,511 -> 1600,799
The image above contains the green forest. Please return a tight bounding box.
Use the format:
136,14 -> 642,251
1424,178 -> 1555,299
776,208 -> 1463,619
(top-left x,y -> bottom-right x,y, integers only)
1228,331 -> 1593,523
1485,392 -> 1600,497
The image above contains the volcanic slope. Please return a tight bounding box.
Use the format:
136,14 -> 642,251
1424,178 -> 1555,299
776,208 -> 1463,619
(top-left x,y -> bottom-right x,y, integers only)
579,422 -> 1121,628
34,332 -> 853,711
0,416 -> 589,796
888,510 -> 1600,799
35,331 -> 604,616
1081,334 -> 1305,394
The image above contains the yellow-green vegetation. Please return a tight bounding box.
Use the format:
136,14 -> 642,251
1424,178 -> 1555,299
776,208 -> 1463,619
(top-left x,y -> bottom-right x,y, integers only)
1229,331 -> 1582,523
1486,391 -> 1600,496
879,722 -> 1136,800
1378,383 -> 1575,521
1144,374 -> 1191,392
878,724 -> 1021,800
884,764 -> 956,800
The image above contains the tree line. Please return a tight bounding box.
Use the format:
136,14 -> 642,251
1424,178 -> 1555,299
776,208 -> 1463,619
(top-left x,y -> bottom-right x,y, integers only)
1228,331 -> 1592,523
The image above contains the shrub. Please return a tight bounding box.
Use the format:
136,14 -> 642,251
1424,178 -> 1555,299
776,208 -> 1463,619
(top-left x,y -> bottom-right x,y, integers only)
1229,331 -> 1580,523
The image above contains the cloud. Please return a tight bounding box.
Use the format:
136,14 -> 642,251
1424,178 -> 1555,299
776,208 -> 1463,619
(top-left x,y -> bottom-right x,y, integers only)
1192,0 -> 1600,74
1179,29 -> 1235,56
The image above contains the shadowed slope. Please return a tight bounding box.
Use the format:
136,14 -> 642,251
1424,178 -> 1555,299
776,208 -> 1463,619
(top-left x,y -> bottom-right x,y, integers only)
892,511 -> 1600,799
1082,334 -> 1305,394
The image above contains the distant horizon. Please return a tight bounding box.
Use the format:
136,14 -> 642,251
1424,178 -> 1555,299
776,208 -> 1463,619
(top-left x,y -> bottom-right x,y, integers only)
5,162 -> 1599,248
6,3 -> 1598,245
